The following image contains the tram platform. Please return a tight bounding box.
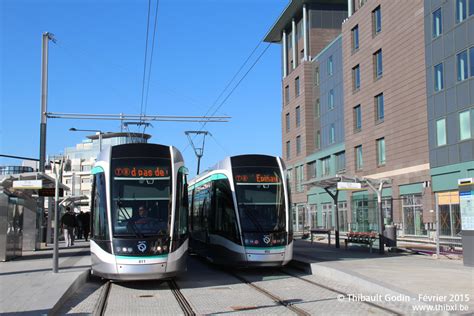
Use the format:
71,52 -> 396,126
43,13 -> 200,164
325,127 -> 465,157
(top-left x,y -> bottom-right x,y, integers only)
291,238 -> 474,312
0,240 -> 91,315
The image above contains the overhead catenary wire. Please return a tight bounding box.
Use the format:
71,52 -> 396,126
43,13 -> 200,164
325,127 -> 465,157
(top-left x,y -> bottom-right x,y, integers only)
183,42 -> 271,152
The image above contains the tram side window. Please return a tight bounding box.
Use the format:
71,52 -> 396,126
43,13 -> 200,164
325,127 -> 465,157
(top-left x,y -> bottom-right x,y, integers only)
213,180 -> 240,244
174,167 -> 188,238
92,173 -> 109,240
193,184 -> 211,233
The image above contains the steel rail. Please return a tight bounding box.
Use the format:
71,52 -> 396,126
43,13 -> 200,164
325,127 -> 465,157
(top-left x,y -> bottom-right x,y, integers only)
168,279 -> 196,316
228,270 -> 311,316
280,268 -> 401,315
92,281 -> 111,316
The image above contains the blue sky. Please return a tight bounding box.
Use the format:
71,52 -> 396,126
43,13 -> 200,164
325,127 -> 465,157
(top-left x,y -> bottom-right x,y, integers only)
0,0 -> 287,176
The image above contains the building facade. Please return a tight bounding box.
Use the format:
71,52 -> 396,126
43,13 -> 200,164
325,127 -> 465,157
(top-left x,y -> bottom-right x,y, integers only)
424,0 -> 474,237
265,0 -> 348,232
265,0 -> 474,241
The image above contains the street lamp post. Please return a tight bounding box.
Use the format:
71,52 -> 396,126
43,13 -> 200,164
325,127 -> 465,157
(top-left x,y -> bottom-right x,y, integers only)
69,128 -> 103,152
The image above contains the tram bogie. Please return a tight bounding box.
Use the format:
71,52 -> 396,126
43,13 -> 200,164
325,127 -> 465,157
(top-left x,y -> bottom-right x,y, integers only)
188,154 -> 293,267
90,143 -> 189,281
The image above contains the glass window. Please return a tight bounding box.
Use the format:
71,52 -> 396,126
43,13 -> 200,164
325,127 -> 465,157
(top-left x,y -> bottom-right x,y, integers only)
314,99 -> 320,118
374,49 -> 383,79
434,63 -> 444,92
285,85 -> 290,104
285,113 -> 290,132
375,93 -> 384,122
432,8 -> 442,37
173,167 -> 188,245
436,118 -> 447,146
328,89 -> 334,109
321,156 -> 330,177
329,123 -> 335,144
352,64 -> 360,90
336,151 -> 346,172
457,50 -> 468,81
328,55 -> 333,75
296,135 -> 301,155
470,0 -> 474,16
377,138 -> 386,166
296,106 -> 301,127
91,172 -> 109,240
373,6 -> 381,34
213,179 -> 239,243
355,145 -> 363,170
456,0 -> 467,23
315,130 -> 321,149
352,25 -> 359,50
307,161 -> 317,179
314,67 -> 320,85
295,77 -> 300,97
286,141 -> 291,159
354,105 -> 362,131
471,48 -> 474,77
402,194 -> 426,236
459,110 -> 472,140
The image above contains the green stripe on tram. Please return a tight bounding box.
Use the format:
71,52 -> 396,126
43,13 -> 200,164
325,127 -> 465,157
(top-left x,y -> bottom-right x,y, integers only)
188,173 -> 228,190
91,166 -> 104,175
116,254 -> 169,260
245,246 -> 286,251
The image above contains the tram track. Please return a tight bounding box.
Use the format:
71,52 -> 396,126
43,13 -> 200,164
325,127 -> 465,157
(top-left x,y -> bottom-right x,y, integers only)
93,280 -> 111,316
280,268 -> 402,315
168,279 -> 196,316
224,269 -> 311,316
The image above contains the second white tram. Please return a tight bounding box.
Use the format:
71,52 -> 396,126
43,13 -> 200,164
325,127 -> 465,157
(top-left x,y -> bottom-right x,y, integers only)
90,143 -> 189,280
188,154 -> 293,267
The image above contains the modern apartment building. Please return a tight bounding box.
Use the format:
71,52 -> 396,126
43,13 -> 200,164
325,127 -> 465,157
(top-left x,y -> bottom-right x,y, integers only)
424,0 -> 474,237
265,0 -> 347,232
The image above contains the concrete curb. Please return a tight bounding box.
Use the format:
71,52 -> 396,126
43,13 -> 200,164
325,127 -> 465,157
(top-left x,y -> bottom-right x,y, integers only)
49,269 -> 91,316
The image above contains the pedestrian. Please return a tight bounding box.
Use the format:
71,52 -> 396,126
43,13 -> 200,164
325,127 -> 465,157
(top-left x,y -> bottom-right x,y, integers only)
82,211 -> 91,241
61,207 -> 77,247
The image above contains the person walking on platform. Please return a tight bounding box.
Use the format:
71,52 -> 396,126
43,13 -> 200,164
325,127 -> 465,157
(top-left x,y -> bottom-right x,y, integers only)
61,207 -> 77,247
82,211 -> 91,241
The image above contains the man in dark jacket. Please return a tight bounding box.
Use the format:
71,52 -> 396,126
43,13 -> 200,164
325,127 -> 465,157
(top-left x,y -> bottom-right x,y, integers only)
82,211 -> 91,241
61,207 -> 77,247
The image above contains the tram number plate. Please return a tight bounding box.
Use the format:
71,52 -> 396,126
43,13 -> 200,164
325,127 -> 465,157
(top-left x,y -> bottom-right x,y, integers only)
138,259 -> 146,264
265,250 -> 270,254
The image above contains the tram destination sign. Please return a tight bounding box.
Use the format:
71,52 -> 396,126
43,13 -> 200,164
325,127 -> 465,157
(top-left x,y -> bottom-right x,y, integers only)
114,166 -> 169,178
235,174 -> 280,183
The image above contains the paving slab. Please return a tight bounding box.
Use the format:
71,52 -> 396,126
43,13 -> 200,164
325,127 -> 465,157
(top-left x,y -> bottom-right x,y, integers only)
291,239 -> 474,314
0,240 -> 91,315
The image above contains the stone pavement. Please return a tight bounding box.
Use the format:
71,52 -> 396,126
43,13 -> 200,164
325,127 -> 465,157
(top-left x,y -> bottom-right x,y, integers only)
0,240 -> 91,315
291,238 -> 474,313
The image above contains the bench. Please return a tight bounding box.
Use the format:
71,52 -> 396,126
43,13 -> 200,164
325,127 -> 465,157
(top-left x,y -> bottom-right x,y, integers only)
310,228 -> 331,246
344,232 -> 377,253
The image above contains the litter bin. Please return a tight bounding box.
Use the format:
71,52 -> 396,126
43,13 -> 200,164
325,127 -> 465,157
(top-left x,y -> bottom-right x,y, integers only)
384,225 -> 397,247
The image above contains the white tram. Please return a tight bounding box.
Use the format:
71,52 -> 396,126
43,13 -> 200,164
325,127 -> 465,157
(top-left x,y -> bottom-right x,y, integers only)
90,143 -> 189,280
188,154 -> 293,267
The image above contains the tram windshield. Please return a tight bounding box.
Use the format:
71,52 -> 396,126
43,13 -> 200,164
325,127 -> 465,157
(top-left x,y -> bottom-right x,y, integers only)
233,166 -> 286,233
111,157 -> 171,237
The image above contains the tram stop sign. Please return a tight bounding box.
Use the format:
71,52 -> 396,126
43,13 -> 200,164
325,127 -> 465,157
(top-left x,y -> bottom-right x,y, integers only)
459,178 -> 474,267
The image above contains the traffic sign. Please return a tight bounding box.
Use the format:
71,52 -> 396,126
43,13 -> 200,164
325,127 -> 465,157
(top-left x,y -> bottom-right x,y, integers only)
337,182 -> 361,190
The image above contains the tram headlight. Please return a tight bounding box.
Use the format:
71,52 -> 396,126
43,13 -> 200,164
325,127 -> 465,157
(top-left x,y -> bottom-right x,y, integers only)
115,246 -> 121,253
122,247 -> 128,252
156,246 -> 162,253
163,245 -> 168,252
127,248 -> 133,253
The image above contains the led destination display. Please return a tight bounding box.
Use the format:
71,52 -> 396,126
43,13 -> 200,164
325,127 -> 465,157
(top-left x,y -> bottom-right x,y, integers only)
235,173 -> 280,183
114,166 -> 169,178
